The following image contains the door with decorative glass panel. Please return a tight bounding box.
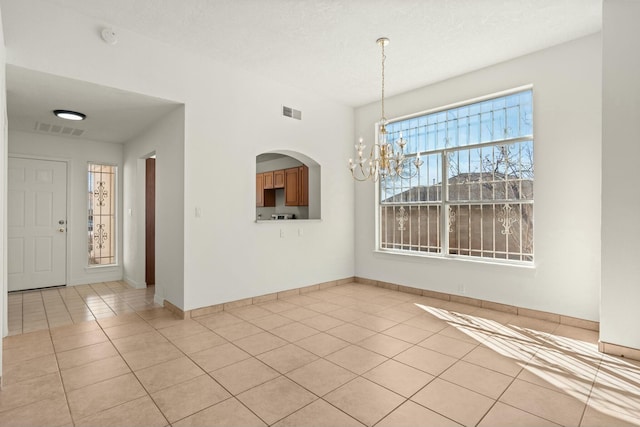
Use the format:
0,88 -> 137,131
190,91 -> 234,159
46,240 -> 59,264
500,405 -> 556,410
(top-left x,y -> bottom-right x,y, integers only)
8,157 -> 67,291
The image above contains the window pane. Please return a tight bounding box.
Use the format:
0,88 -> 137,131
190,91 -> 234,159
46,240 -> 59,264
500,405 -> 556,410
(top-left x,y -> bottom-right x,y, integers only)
380,204 -> 441,253
447,141 -> 534,203
458,116 -> 469,147
88,163 -> 116,265
480,111 -> 492,142
448,202 -> 533,261
378,89 -> 534,263
493,107 -> 506,140
381,153 -> 442,203
393,89 -> 533,157
506,106 -> 519,137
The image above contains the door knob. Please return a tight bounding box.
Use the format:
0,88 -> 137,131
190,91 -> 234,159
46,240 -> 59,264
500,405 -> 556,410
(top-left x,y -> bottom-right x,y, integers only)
58,219 -> 66,225
58,228 -> 65,232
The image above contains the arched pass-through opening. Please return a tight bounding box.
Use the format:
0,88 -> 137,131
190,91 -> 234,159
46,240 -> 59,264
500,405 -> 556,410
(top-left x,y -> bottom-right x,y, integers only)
256,151 -> 321,221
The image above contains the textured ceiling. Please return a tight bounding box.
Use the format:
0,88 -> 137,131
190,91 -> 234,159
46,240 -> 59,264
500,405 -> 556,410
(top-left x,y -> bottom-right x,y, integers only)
5,0 -> 602,144
46,0 -> 602,107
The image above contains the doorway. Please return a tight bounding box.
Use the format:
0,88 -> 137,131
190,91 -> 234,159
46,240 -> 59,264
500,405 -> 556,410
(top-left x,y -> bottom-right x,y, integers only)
145,157 -> 156,285
8,157 -> 67,291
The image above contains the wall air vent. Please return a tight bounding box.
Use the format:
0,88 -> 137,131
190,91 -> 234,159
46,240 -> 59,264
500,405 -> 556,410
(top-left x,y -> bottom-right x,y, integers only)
282,106 -> 302,120
34,121 -> 85,137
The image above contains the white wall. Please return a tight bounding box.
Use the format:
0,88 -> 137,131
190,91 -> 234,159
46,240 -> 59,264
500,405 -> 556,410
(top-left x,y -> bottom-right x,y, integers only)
122,107 -> 185,309
8,131 -> 123,285
0,0 -> 355,311
186,82 -> 354,310
0,4 -> 6,378
601,0 -> 640,349
355,34 -> 602,321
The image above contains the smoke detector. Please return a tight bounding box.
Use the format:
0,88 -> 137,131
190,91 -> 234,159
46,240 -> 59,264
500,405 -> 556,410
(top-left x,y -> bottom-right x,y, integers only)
101,28 -> 118,45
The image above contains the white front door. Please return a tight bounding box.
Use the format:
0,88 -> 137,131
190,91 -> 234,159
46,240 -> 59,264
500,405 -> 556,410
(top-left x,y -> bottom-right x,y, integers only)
8,157 -> 67,291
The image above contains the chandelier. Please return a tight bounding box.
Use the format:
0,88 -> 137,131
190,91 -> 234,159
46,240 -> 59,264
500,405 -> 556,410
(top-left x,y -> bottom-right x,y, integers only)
349,37 -> 423,182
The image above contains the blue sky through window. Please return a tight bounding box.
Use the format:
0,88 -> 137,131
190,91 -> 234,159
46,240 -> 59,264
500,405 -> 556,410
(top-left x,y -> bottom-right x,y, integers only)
381,89 -> 533,201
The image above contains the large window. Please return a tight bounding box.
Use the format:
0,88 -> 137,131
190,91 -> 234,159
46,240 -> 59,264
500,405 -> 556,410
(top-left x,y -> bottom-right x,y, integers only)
88,163 -> 117,265
379,88 -> 533,263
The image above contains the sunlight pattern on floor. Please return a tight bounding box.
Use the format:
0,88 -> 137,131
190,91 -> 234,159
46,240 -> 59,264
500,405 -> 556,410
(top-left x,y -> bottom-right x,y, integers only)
417,303 -> 640,426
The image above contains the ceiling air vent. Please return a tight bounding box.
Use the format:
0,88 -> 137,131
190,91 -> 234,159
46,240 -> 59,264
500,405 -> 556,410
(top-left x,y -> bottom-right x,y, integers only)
34,121 -> 85,137
282,105 -> 302,120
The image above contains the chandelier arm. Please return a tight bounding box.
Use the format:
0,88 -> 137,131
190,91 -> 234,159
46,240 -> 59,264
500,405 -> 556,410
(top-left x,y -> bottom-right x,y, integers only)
350,161 -> 380,182
369,141 -> 378,164
350,170 -> 371,182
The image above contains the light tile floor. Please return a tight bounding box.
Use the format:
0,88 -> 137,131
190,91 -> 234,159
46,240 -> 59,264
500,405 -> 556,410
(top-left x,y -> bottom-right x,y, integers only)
2,282 -> 640,426
7,281 -> 161,335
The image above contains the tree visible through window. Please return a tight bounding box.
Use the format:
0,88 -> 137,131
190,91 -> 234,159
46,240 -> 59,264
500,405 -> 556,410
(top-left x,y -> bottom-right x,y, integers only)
379,89 -> 533,262
88,163 -> 116,265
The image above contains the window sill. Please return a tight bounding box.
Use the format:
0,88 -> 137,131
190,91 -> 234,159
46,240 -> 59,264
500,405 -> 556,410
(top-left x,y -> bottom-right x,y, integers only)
255,219 -> 322,223
373,249 -> 536,269
85,264 -> 120,272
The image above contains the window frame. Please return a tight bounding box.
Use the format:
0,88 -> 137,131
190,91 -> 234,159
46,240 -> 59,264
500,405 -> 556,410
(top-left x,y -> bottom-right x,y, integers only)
375,85 -> 534,266
87,161 -> 118,267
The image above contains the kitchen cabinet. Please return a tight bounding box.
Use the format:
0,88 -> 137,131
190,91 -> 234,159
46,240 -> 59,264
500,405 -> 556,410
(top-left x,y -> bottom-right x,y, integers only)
256,173 -> 263,206
257,165 -> 307,208
256,173 -> 275,207
285,165 -> 309,206
284,168 -> 299,206
263,171 -> 274,189
274,169 -> 285,188
298,165 -> 309,206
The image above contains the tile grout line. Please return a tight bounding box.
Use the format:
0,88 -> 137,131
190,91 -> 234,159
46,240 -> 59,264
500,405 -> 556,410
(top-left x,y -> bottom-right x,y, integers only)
576,354 -> 603,427
20,292 -> 24,336
49,326 -> 78,427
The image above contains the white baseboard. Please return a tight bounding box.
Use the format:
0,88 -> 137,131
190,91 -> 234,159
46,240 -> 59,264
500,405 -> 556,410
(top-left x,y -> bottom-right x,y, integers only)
154,293 -> 164,306
124,276 -> 146,289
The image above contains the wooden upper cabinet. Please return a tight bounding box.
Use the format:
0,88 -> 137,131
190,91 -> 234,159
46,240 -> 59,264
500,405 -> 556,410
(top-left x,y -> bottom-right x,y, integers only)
263,171 -> 274,189
256,173 -> 265,207
256,172 -> 275,207
284,165 -> 309,206
273,170 -> 285,189
298,165 -> 309,206
284,167 -> 299,206
259,165 -> 308,208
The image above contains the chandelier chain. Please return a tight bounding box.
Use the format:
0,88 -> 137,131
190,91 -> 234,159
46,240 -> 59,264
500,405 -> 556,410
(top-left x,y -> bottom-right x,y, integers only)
381,40 -> 386,124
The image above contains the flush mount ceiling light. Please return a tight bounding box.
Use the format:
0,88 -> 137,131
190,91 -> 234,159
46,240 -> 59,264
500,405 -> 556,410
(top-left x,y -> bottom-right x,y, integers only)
53,110 -> 86,121
348,38 -> 422,182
